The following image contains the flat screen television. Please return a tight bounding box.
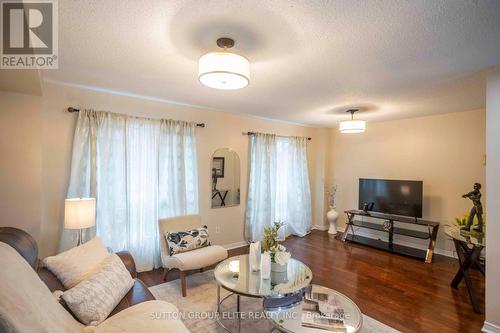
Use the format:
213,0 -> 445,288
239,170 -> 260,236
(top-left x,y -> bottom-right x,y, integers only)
358,178 -> 423,218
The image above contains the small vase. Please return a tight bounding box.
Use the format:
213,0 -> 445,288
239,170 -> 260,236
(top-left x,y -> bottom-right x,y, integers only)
271,270 -> 288,285
327,206 -> 339,235
271,261 -> 288,273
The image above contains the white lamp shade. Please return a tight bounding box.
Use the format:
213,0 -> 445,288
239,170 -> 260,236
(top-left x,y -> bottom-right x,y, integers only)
198,52 -> 250,90
339,120 -> 366,133
64,198 -> 96,229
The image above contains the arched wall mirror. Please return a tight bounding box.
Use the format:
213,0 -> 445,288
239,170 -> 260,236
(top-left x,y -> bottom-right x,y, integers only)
211,148 -> 240,208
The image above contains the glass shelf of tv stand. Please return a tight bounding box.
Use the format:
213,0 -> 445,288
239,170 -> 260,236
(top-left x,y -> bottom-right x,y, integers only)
343,210 -> 440,263
350,219 -> 431,239
345,210 -> 439,227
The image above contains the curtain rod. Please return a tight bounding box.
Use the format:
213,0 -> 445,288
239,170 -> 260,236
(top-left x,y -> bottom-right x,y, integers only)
243,131 -> 311,141
67,107 -> 206,128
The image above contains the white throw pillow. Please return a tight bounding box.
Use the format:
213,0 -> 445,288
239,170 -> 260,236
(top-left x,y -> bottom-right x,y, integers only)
62,253 -> 134,326
43,237 -> 110,289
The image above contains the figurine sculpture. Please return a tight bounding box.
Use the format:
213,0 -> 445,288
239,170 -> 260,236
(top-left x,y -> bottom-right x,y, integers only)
461,183 -> 484,233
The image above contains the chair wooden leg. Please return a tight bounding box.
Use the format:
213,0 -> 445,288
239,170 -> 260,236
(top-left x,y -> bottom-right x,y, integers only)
180,270 -> 187,297
162,268 -> 169,281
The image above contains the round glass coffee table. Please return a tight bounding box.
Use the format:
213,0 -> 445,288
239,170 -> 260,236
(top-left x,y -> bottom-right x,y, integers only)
266,284 -> 363,333
214,254 -> 313,332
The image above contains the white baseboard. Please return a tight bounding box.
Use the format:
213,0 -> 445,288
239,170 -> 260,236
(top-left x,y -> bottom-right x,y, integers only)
483,322 -> 500,333
223,241 -> 248,250
312,224 -> 329,231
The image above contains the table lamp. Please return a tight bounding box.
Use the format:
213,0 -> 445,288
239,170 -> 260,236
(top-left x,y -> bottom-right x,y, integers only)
64,198 -> 96,246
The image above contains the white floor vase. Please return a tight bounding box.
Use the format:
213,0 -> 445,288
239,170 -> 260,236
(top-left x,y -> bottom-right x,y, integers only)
327,207 -> 340,234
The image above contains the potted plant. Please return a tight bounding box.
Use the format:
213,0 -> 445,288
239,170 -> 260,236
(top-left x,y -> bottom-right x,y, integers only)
262,222 -> 291,272
326,184 -> 339,234
449,212 -> 486,235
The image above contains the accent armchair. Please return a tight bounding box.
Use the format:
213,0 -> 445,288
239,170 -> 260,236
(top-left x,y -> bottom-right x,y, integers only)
158,215 -> 228,297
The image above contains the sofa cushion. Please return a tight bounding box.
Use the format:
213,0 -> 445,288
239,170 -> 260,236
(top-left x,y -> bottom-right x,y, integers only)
162,244 -> 228,271
165,225 -> 210,255
62,253 -> 134,326
109,279 -> 156,317
0,242 -> 83,333
89,300 -> 189,333
43,236 -> 110,288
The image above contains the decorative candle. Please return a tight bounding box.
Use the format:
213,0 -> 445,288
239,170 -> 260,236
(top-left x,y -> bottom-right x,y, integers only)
249,241 -> 261,272
229,260 -> 240,277
261,252 -> 271,280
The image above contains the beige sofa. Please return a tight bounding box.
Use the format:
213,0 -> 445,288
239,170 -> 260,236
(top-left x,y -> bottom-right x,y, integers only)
0,241 -> 189,333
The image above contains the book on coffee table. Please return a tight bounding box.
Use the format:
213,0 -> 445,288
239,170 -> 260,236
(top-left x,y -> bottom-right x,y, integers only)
301,313 -> 347,332
301,292 -> 347,332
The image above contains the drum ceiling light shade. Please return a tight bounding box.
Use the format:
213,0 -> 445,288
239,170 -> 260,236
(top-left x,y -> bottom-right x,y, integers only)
339,109 -> 366,133
198,38 -> 250,90
339,120 -> 366,133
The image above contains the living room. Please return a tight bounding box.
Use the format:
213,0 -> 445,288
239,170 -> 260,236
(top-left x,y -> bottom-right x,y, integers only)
1,1 -> 499,333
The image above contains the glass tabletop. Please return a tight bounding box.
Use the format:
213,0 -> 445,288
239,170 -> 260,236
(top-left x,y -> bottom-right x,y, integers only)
444,226 -> 485,247
266,284 -> 363,333
214,254 -> 313,297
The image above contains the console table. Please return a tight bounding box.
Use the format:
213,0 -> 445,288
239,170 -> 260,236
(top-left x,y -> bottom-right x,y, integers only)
445,227 -> 485,313
212,189 -> 229,206
342,210 -> 440,263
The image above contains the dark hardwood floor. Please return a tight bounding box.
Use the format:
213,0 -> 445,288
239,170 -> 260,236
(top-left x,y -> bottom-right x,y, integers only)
139,230 -> 485,333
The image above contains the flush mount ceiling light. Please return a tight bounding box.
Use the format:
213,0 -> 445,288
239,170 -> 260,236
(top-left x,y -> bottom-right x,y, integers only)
339,109 -> 366,133
198,37 -> 250,90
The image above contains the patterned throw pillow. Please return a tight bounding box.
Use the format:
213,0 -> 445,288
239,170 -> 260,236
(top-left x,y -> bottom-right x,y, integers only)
165,225 -> 210,255
61,253 -> 134,326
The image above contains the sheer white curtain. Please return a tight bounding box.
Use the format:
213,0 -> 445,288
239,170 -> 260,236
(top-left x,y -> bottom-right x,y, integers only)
245,133 -> 311,242
64,110 -> 198,271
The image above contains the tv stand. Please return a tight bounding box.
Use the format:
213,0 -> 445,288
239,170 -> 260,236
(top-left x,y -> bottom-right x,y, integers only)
342,210 -> 440,263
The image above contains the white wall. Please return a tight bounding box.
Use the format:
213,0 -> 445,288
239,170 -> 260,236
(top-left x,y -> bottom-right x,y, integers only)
485,72 -> 500,330
0,69 -> 42,96
0,91 -> 42,241
1,80 -> 489,274
327,109 -> 486,254
38,81 -> 326,257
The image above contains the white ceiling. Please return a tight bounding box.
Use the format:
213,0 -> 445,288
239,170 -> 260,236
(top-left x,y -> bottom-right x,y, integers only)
44,0 -> 500,127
